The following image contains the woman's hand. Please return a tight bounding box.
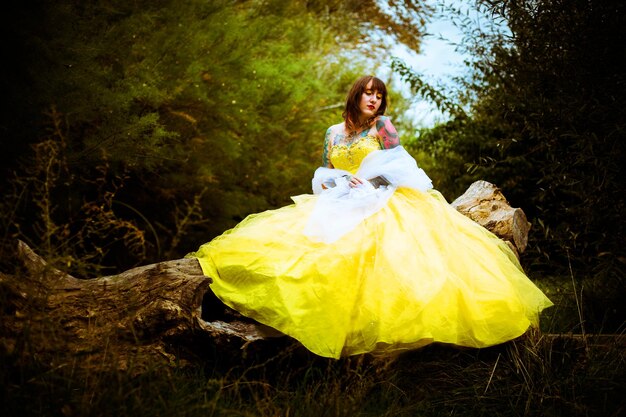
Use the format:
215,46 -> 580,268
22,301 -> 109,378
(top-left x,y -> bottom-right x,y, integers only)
344,175 -> 364,188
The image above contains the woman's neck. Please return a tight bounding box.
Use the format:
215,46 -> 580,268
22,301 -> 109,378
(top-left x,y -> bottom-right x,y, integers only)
346,116 -> 373,135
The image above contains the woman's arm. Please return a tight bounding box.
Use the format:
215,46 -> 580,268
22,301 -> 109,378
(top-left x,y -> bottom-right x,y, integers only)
375,116 -> 400,149
322,127 -> 334,168
321,127 -> 334,189
364,117 -> 400,188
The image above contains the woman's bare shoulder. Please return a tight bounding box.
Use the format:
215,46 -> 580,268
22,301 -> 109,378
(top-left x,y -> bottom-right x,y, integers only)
327,122 -> 345,133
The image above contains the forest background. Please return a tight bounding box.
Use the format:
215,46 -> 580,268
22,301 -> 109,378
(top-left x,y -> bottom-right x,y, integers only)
2,0 -> 623,331
1,0 -> 625,415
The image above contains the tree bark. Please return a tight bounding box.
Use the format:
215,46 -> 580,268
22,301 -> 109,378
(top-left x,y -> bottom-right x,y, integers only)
451,180 -> 531,257
1,242 -> 206,371
0,181 -> 532,371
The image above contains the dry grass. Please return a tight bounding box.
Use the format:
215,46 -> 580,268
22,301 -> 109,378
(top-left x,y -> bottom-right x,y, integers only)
1,312 -> 625,417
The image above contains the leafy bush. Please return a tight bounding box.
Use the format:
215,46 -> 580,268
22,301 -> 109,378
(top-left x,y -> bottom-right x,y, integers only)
396,0 -> 626,331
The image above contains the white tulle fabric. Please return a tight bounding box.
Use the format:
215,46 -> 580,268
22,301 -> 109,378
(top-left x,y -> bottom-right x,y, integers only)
303,146 -> 433,243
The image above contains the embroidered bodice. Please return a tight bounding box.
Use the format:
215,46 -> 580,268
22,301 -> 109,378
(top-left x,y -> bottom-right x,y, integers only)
329,135 -> 382,173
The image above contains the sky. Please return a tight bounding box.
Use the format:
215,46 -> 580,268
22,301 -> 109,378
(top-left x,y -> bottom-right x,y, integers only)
387,0 -> 484,127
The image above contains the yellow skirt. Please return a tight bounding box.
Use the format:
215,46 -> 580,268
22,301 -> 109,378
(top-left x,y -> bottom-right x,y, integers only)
192,188 -> 553,359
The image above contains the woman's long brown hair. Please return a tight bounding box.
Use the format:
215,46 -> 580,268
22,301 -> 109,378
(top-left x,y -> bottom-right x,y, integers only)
342,76 -> 388,135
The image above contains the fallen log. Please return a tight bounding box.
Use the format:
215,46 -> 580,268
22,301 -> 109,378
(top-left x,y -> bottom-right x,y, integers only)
0,181 -> 532,371
1,242 -> 211,371
451,180 -> 531,256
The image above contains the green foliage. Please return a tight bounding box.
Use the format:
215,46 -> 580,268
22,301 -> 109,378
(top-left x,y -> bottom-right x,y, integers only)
3,0 -> 423,270
2,0 -> 433,270
392,58 -> 467,120
390,58 -> 479,199
1,0 -> 431,273
472,0 -> 626,331
0,108 -> 147,276
394,0 -> 626,331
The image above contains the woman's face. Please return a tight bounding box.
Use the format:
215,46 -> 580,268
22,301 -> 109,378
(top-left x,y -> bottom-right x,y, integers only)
358,80 -> 383,121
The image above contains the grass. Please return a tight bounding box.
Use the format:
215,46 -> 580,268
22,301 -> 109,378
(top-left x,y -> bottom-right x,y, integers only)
1,316 -> 625,417
0,247 -> 623,417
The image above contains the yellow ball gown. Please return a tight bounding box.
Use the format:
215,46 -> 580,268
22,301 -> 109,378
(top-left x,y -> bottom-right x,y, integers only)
191,136 -> 553,359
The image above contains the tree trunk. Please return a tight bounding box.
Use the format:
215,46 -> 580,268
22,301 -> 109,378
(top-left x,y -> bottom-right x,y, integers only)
0,241 -> 281,373
0,181 -> 532,371
451,180 -> 531,256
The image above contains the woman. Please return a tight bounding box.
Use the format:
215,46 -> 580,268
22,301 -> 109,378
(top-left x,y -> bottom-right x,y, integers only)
191,76 -> 552,359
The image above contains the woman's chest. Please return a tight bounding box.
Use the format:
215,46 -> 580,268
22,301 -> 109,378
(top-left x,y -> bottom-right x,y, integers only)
329,134 -> 382,172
